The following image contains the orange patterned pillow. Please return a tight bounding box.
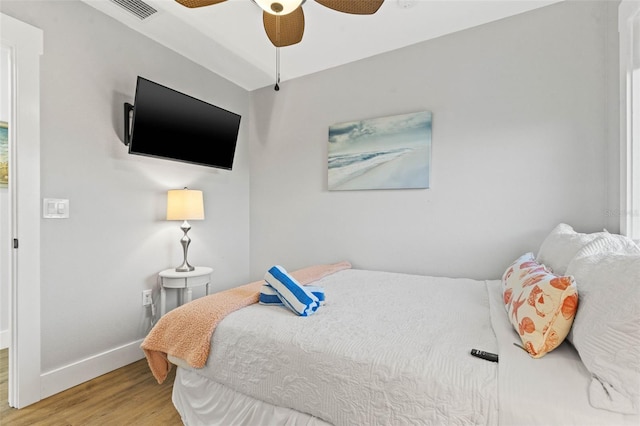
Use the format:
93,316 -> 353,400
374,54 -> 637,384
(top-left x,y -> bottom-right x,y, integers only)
502,253 -> 578,358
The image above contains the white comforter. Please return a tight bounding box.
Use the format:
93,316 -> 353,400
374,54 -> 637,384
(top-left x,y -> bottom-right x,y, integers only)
190,269 -> 500,425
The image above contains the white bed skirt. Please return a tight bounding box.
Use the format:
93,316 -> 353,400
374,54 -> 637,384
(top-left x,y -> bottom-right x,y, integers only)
173,367 -> 332,426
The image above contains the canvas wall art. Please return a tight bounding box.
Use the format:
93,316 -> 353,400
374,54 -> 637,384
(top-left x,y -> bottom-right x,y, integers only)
328,111 -> 432,191
0,121 -> 7,188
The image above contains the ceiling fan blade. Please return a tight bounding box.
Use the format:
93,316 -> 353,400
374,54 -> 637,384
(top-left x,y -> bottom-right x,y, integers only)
263,7 -> 305,47
314,0 -> 383,15
175,0 -> 227,8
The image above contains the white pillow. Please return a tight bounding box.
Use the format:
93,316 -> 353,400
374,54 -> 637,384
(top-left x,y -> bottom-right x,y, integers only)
536,223 -> 606,275
566,232 -> 639,347
565,250 -> 640,415
581,231 -> 640,256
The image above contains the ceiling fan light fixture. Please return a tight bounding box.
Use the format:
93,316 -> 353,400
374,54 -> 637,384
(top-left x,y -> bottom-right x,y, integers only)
254,0 -> 303,15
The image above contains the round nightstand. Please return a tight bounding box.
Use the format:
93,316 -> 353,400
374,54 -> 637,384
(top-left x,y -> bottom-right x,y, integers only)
159,266 -> 213,316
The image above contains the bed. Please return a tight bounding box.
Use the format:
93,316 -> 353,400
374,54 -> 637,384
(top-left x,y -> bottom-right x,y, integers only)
142,224 -> 640,425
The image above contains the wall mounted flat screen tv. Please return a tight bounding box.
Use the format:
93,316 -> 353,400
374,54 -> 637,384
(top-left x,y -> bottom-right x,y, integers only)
125,76 -> 241,170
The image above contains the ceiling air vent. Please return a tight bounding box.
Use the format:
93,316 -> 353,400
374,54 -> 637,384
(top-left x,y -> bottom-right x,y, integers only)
109,0 -> 158,20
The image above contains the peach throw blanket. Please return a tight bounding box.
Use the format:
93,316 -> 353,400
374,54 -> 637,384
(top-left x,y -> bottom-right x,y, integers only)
141,261 -> 351,384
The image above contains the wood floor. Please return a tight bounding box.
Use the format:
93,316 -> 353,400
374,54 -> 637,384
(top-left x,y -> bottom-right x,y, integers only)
0,349 -> 182,425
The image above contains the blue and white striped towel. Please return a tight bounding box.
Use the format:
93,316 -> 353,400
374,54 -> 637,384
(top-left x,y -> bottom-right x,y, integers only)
264,265 -> 320,316
259,283 -> 325,306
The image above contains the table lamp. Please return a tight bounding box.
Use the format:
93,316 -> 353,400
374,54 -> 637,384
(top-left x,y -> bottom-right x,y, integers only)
166,188 -> 205,272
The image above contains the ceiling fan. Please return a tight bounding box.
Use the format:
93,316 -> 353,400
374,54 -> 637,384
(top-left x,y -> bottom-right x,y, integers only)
174,0 -> 385,47
175,0 -> 384,90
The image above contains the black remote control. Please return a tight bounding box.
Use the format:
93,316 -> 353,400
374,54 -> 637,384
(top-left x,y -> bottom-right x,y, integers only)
470,349 -> 499,362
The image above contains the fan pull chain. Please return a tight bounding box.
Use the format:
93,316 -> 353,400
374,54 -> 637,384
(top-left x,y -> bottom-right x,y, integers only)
274,15 -> 281,91
274,46 -> 280,91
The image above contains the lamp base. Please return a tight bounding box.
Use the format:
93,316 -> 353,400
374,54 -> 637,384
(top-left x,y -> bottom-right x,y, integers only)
175,220 -> 195,272
175,265 -> 195,272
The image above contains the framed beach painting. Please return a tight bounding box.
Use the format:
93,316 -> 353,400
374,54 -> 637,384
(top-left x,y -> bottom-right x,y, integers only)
328,111 -> 432,191
0,121 -> 7,188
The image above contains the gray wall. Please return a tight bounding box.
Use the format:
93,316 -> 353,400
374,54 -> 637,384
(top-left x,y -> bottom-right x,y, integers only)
0,0 -> 251,373
249,0 -> 620,280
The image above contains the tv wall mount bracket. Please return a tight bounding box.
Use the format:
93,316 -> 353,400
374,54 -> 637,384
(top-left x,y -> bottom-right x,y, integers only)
123,102 -> 134,146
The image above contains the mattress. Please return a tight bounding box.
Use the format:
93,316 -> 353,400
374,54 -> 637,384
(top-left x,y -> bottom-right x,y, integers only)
171,269 -> 639,425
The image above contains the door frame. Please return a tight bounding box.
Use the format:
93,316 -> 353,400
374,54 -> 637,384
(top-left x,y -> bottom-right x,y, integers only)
1,12 -> 42,408
619,1 -> 640,239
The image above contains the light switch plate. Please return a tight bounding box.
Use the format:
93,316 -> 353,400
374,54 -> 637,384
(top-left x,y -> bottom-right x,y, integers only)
43,198 -> 69,218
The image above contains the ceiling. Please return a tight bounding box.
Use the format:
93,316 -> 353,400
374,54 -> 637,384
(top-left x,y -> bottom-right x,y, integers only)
82,0 -> 563,91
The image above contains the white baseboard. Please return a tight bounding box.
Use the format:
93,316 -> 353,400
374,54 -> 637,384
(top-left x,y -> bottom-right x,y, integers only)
40,339 -> 145,399
0,329 -> 8,349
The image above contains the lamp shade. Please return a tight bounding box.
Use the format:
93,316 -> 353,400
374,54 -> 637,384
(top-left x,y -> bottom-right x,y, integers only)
166,188 -> 205,221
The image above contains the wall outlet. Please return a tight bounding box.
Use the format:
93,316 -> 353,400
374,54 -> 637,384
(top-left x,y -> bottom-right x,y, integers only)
142,289 -> 152,306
